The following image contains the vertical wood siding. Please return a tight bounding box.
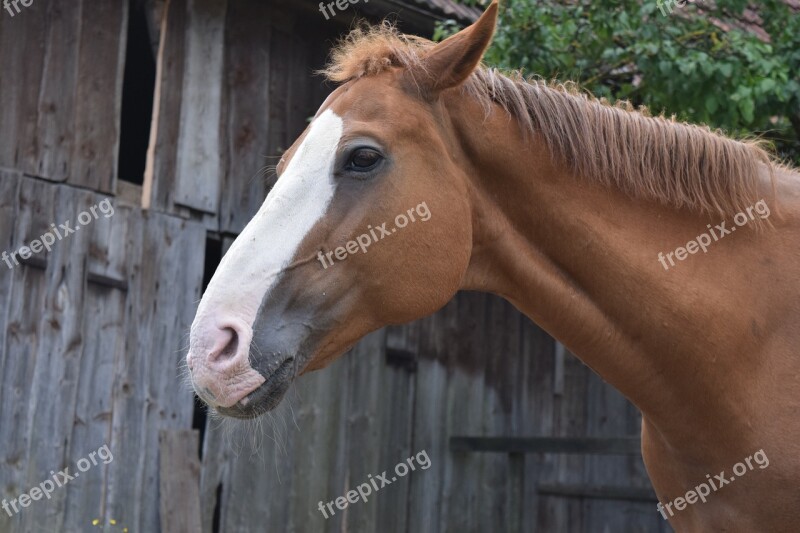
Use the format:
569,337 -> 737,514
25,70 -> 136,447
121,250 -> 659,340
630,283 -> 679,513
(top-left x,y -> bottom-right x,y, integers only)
0,1 -> 127,193
0,174 -> 205,533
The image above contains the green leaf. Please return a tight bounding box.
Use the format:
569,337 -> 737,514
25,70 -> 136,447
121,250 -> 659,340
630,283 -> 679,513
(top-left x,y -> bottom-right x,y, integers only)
739,98 -> 755,123
760,78 -> 777,92
705,95 -> 719,114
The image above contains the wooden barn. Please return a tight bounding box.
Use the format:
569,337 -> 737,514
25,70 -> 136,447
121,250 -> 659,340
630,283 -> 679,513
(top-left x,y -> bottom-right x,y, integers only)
0,1 -> 670,531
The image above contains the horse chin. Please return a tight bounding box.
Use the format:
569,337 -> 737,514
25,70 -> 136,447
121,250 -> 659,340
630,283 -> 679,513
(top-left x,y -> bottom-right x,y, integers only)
214,357 -> 295,419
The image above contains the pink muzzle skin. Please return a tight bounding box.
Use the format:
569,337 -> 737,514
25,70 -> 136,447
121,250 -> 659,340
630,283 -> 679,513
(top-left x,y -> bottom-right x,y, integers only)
187,317 -> 265,408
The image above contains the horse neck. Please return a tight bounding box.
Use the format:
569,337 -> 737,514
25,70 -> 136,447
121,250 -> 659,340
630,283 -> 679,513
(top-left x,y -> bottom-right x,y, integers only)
448,93 -> 778,441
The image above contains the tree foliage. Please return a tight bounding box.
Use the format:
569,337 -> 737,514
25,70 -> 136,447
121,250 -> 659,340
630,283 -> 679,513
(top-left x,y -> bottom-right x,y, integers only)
436,0 -> 800,164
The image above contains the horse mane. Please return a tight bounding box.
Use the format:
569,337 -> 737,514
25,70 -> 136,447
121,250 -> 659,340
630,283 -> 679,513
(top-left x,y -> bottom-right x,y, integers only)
321,22 -> 784,220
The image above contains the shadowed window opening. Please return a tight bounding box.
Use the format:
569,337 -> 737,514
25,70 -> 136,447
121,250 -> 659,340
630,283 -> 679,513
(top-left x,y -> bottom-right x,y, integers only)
117,0 -> 157,185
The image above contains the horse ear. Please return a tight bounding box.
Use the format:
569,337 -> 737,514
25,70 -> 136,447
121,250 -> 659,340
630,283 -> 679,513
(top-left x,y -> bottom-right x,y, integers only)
406,1 -> 499,97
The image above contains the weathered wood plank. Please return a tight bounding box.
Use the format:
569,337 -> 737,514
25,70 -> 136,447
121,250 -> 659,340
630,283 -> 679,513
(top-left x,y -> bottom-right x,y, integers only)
407,294 -> 476,532
173,0 -> 227,214
519,316 -> 556,533
10,180 -> 93,533
100,207 -> 147,532
159,429 -> 203,533
338,329 -> 387,532
197,409 -> 228,533
266,24 -> 293,157
0,171 -> 23,533
0,2 -> 47,174
478,296 -> 521,533
373,321 -> 418,533
508,452 -> 525,533
218,0 -> 273,234
34,1 -> 83,181
62,196 -> 129,532
0,170 -> 21,393
538,347 -> 589,532
70,0 -> 128,192
286,28 -> 312,143
437,293 -> 486,532
281,350 -> 351,533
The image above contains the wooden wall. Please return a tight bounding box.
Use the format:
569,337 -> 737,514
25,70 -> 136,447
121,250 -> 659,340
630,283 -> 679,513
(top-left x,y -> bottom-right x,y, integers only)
0,1 -> 128,194
0,1 -> 671,532
0,170 -> 205,533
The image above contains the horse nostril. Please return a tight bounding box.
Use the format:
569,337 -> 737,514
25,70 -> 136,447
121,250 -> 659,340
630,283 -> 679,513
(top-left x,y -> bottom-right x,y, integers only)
217,327 -> 239,361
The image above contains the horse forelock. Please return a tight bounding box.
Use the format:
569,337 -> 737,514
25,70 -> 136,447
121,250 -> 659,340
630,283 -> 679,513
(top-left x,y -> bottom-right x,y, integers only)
319,20 -> 434,82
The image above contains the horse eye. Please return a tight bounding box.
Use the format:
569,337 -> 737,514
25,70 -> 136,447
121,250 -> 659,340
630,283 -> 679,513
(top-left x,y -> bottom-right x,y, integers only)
347,148 -> 382,172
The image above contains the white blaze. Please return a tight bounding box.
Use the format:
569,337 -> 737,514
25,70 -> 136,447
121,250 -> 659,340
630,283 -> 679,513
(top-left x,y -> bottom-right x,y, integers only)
192,109 -> 343,340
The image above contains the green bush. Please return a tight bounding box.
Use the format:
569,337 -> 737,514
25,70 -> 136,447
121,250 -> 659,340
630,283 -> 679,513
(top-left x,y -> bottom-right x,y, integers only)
436,0 -> 800,164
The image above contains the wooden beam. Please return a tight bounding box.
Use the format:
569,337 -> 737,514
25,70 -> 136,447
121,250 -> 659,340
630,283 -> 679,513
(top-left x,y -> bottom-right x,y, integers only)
87,272 -> 129,292
449,436 -> 642,455
538,483 -> 658,502
385,346 -> 417,372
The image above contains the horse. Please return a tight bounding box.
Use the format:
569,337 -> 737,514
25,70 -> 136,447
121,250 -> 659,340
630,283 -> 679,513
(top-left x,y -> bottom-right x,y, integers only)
186,2 -> 800,530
